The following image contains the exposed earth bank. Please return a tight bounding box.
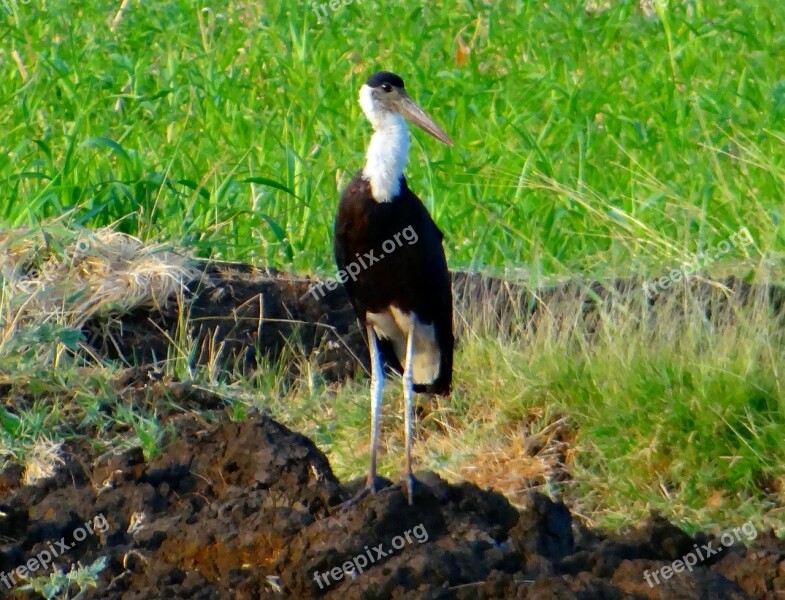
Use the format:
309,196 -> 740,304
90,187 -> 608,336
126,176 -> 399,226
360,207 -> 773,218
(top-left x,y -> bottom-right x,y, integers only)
82,261 -> 785,386
1,410 -> 783,600
4,244 -> 785,598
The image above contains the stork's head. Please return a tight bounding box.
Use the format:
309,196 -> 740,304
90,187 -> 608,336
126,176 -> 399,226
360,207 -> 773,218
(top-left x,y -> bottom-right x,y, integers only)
359,71 -> 453,146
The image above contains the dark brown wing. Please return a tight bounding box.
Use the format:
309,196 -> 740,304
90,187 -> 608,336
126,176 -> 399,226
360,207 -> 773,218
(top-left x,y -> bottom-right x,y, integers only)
333,172 -> 453,394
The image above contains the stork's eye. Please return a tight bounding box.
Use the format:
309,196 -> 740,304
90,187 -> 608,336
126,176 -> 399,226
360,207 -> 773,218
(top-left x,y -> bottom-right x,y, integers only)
381,83 -> 392,93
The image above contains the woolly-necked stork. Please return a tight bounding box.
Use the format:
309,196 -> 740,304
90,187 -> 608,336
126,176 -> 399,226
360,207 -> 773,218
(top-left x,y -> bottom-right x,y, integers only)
333,71 -> 454,505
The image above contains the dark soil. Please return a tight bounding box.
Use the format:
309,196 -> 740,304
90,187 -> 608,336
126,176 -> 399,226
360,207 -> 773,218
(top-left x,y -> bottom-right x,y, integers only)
1,410 -> 783,600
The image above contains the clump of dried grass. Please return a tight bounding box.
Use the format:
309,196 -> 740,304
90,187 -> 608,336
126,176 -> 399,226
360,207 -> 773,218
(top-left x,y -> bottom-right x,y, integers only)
22,438 -> 64,486
444,417 -> 573,507
1,227 -> 204,330
0,227 -> 206,373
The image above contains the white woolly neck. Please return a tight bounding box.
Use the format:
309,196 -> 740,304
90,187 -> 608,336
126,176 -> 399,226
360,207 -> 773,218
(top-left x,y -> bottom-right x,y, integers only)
359,85 -> 410,203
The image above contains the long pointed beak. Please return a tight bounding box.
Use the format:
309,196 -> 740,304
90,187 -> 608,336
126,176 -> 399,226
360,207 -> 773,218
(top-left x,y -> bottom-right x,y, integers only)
396,93 -> 454,146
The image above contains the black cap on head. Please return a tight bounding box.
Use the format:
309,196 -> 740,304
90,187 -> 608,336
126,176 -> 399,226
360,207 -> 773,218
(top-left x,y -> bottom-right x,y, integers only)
366,71 -> 405,89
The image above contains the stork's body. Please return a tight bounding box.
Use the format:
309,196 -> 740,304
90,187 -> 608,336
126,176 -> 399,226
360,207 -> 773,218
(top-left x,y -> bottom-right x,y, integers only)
334,71 -> 454,505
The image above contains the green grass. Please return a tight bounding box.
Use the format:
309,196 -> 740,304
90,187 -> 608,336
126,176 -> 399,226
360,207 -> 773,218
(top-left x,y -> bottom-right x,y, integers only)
2,0 -> 785,532
2,0 -> 783,274
273,284 -> 785,531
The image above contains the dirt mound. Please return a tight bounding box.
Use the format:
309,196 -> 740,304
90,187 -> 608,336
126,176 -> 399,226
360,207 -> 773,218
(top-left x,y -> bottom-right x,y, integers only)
80,261 -> 785,387
1,412 -> 782,599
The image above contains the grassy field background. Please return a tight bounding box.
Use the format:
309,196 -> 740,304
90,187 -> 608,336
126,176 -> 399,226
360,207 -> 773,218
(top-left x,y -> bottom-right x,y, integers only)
2,0 -> 785,533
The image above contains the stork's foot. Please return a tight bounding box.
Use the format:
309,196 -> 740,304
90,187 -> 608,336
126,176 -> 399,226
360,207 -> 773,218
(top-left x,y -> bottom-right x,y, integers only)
352,474 -> 423,507
333,475 -> 392,513
335,486 -> 371,513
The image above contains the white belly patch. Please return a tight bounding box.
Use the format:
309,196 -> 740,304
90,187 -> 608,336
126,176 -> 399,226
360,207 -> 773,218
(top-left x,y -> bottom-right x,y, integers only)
366,307 -> 440,385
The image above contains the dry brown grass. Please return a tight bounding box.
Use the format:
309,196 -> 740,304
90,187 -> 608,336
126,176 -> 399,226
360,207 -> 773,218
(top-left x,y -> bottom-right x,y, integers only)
22,438 -> 64,486
1,227 -> 202,325
0,227 -> 204,362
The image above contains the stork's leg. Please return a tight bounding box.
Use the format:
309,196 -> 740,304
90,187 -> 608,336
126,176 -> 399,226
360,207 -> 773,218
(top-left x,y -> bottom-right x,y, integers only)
367,323 -> 384,492
335,323 -> 385,512
402,326 -> 416,505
